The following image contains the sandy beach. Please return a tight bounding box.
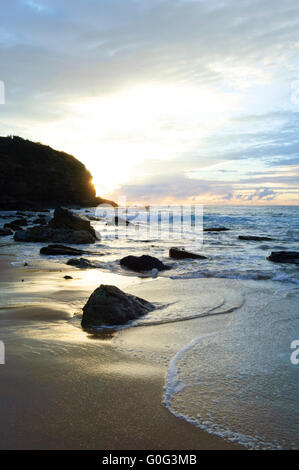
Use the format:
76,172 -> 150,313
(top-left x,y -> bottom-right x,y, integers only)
0,255 -> 242,450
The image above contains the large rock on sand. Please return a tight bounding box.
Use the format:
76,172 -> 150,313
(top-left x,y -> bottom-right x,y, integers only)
14,226 -> 95,244
169,247 -> 207,260
120,255 -> 170,272
267,251 -> 299,264
81,284 -> 155,328
49,207 -> 97,238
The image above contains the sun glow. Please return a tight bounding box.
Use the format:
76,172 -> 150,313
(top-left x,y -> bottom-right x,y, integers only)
63,83 -> 240,194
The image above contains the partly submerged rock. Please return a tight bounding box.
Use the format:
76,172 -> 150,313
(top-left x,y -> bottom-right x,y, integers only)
204,227 -> 230,232
106,216 -> 130,226
0,227 -> 13,236
239,235 -> 274,241
49,207 -> 98,239
14,226 -> 96,244
120,255 -> 170,272
169,247 -> 207,260
67,258 -> 99,269
81,284 -> 155,327
40,244 -> 87,256
267,251 -> 299,264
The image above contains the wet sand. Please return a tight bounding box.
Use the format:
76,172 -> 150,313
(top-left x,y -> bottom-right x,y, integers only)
0,256 -> 242,450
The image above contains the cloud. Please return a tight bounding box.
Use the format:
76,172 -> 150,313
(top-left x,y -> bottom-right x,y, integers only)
1,0 -> 299,203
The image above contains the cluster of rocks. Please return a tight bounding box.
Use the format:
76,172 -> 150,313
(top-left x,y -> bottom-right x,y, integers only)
13,207 -> 99,244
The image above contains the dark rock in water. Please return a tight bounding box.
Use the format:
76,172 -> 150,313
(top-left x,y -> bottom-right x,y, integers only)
0,227 -> 13,236
120,255 -> 170,272
107,216 -> 130,226
239,235 -> 274,241
33,217 -> 47,225
0,136 -> 98,209
64,275 -> 73,280
40,244 -> 86,256
169,247 -> 207,260
267,251 -> 299,264
49,207 -> 98,239
81,284 -> 155,327
4,222 -> 23,231
67,258 -> 99,269
204,227 -> 230,232
14,226 -> 95,244
4,218 -> 27,230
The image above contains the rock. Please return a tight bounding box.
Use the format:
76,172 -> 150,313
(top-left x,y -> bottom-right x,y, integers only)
0,136 -> 98,209
239,235 -> 274,241
4,218 -> 27,230
95,197 -> 118,207
169,247 -> 207,260
14,226 -> 96,244
64,275 -> 73,280
0,227 -> 13,236
204,227 -> 230,232
66,258 -> 99,269
107,216 -> 130,226
120,255 -> 170,272
49,207 -> 98,239
81,284 -> 155,328
40,245 -> 87,256
33,217 -> 47,225
4,222 -> 23,231
267,251 -> 299,264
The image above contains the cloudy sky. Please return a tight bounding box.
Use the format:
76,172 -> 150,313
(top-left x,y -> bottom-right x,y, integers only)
1,0 -> 299,204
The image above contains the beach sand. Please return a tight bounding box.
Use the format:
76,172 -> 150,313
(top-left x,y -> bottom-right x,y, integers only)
0,255 -> 243,449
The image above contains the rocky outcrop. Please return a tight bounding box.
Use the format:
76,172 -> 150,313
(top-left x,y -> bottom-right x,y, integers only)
204,227 -> 230,232
267,251 -> 299,264
14,207 -> 98,244
67,258 -> 99,269
239,235 -> 273,241
169,247 -> 207,260
0,136 -> 115,209
81,284 -> 155,328
49,207 -> 98,239
14,226 -> 95,244
120,255 -> 170,272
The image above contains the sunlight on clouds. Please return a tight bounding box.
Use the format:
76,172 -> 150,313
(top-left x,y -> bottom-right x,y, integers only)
66,83 -> 240,192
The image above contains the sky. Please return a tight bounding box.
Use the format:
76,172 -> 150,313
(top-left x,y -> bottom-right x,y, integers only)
0,0 -> 299,205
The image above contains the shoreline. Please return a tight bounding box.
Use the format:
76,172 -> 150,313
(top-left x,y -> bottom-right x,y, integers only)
0,256 -> 242,450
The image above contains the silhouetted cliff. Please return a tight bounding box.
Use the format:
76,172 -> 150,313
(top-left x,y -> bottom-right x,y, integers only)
0,136 -> 116,209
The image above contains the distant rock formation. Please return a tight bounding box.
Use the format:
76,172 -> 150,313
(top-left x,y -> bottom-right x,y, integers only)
0,136 -> 116,209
